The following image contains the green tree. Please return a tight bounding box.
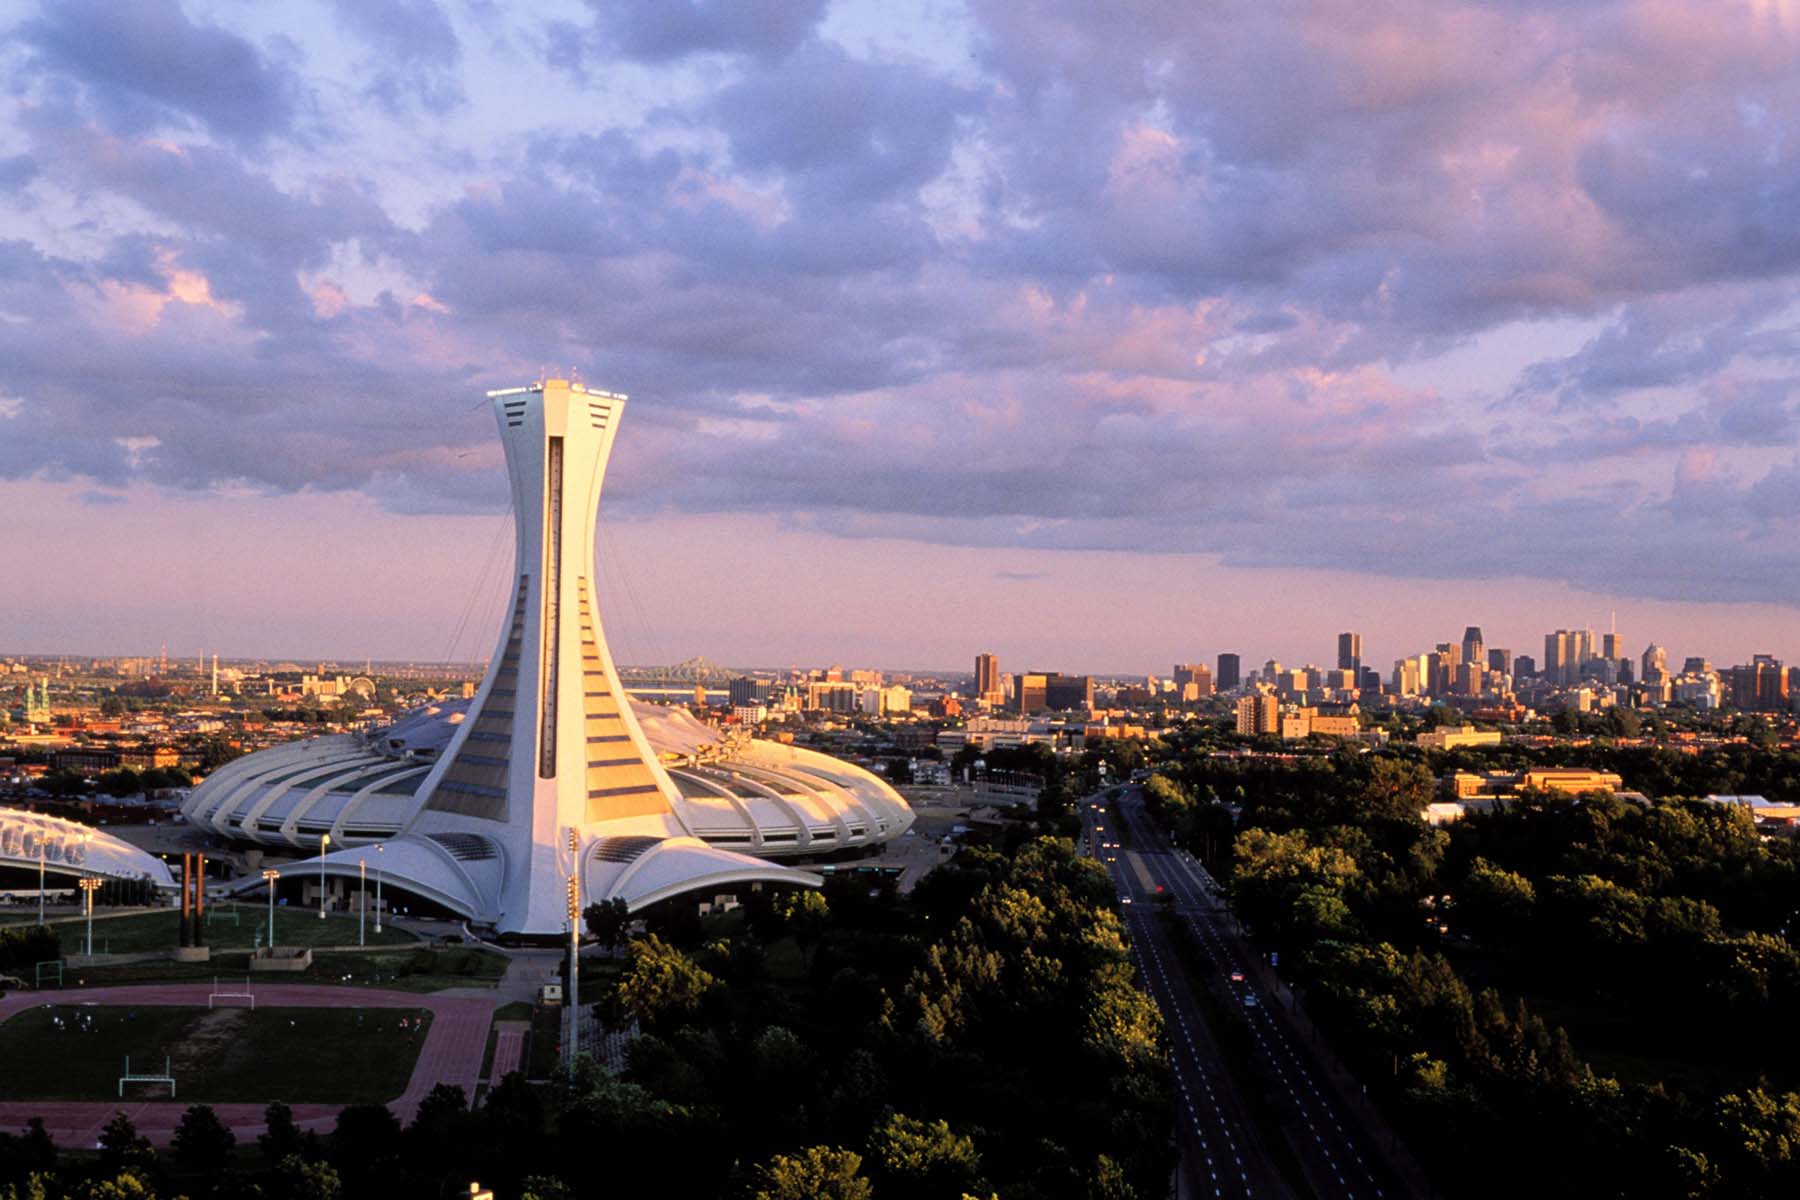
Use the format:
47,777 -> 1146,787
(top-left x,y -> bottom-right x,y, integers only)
96,1112 -> 155,1179
868,1113 -> 982,1199
778,889 -> 831,969
171,1104 -> 235,1177
1353,757 -> 1434,823
752,1146 -> 872,1200
607,934 -> 716,1030
272,1154 -> 341,1200
97,769 -> 142,799
1454,859 -> 1536,946
582,897 -> 631,955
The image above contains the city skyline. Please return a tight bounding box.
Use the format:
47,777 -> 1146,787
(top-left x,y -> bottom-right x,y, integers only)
6,591 -> 1796,685
5,1 -> 1800,668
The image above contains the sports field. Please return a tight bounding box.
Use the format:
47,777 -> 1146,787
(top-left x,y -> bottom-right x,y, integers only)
0,1004 -> 430,1104
55,905 -> 419,955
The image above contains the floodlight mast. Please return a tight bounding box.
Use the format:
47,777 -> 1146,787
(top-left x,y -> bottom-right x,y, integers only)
78,876 -> 102,956
261,868 -> 281,951
566,826 -> 581,1073
318,833 -> 331,919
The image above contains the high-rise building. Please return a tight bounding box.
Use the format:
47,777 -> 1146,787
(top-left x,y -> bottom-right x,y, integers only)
1545,629 -> 1596,687
1430,644 -> 1457,696
1392,658 -> 1421,696
1602,632 -> 1623,663
1487,647 -> 1512,677
1461,627 -> 1484,667
1234,693 -> 1279,736
1172,663 -> 1214,701
1216,653 -> 1241,691
1641,643 -> 1669,686
1013,672 -> 1049,713
1728,656 -> 1787,712
1337,632 -> 1362,675
1514,654 -> 1537,679
1044,673 -> 1094,711
1682,657 -> 1712,676
975,653 -> 1002,706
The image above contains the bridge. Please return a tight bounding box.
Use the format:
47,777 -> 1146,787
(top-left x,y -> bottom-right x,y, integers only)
616,656 -> 739,686
0,809 -> 177,888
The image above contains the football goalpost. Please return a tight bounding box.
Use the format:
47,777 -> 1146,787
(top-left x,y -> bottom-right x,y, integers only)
118,1056 -> 175,1099
208,975 -> 255,1010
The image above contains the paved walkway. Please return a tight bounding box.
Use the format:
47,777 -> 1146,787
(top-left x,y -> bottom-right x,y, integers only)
0,982 -> 496,1146
487,1022 -> 527,1082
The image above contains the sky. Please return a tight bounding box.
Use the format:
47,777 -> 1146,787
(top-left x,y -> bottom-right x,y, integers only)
3,0 -> 1800,675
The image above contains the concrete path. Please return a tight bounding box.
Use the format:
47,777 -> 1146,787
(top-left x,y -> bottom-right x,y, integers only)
0,982 -> 495,1146
487,1022 -> 527,1082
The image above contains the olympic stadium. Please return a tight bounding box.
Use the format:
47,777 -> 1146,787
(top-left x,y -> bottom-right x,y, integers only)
178,379 -> 914,935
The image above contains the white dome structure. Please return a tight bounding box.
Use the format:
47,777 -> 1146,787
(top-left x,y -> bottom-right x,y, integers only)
187,379 -> 912,934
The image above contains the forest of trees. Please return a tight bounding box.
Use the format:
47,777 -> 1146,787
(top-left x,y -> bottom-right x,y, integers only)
0,840 -> 1169,1200
1144,747 -> 1800,1198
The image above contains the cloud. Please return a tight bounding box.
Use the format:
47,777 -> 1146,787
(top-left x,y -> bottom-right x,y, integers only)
3,0 -> 1800,613
14,0 -> 302,147
567,0 -> 829,66
327,0 -> 464,116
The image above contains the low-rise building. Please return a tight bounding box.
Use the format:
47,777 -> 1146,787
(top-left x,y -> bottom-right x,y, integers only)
1417,725 -> 1503,750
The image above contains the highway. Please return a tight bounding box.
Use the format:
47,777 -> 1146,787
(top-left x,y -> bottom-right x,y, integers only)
1088,797 -> 1291,1200
1089,788 -> 1411,1200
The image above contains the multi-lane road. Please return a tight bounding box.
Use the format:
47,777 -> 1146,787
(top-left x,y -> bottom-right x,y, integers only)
1087,787 -> 1413,1200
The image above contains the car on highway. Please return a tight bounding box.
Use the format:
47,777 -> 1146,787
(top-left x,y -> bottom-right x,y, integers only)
1242,994 -> 1258,1009
1229,971 -> 1245,982
1120,896 -> 1133,905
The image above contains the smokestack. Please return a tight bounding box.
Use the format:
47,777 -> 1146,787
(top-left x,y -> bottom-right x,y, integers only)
211,653 -> 218,696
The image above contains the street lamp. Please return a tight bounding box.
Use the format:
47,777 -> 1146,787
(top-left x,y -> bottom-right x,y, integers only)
318,833 -> 331,919
78,876 -> 102,956
374,844 -> 383,934
565,827 -> 581,1073
261,868 -> 281,950
358,858 -> 366,947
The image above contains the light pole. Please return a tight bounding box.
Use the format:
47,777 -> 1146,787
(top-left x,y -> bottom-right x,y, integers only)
318,833 -> 331,919
78,876 -> 101,956
374,844 -> 383,934
261,868 -> 280,950
565,827 -> 581,1073
358,858 -> 366,947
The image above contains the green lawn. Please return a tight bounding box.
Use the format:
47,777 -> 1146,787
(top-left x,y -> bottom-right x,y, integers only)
60,905 -> 418,955
0,1005 -> 429,1104
42,946 -> 506,993
308,947 -> 508,992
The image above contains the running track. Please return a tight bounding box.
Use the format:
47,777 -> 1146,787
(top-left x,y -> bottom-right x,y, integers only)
0,983 -> 496,1146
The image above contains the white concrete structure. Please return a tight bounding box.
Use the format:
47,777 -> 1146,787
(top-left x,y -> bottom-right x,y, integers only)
190,380 -> 911,934
0,809 -> 176,887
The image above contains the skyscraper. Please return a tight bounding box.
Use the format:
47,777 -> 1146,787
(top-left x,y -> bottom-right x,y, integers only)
1546,629 -> 1595,687
1172,663 -> 1213,701
975,652 -> 1002,706
1461,626 -> 1484,667
1487,647 -> 1512,677
1216,653 -> 1241,691
1234,694 -> 1279,736
1337,632 -> 1362,675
